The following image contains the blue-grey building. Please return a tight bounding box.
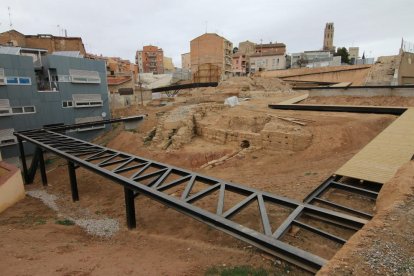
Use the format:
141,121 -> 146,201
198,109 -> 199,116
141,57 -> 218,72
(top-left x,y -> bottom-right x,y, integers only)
0,46 -> 111,158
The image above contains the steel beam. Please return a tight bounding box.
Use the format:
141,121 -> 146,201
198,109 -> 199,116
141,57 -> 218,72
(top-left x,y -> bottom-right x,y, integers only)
268,104 -> 407,115
124,187 -> 136,229
37,147 -> 48,186
17,138 -> 29,183
68,161 -> 79,202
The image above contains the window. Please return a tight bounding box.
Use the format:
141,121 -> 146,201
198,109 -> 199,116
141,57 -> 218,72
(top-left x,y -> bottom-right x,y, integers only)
0,128 -> 17,147
0,68 -> 5,85
18,77 -> 31,85
0,99 -> 11,116
6,77 -> 18,84
75,116 -> 105,132
72,94 -> 103,108
10,106 -> 36,115
62,101 -> 74,108
11,107 -> 23,114
23,106 -> 36,113
69,69 -> 101,84
58,75 -> 71,82
4,76 -> 32,85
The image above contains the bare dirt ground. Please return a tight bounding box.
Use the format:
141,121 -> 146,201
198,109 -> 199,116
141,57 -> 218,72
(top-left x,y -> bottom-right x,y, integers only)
1,80 -> 412,275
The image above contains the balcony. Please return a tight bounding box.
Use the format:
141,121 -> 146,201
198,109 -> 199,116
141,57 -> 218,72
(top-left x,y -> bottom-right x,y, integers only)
145,52 -> 157,57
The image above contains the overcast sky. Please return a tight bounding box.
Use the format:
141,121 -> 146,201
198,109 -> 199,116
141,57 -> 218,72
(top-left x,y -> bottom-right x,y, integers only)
1,0 -> 414,67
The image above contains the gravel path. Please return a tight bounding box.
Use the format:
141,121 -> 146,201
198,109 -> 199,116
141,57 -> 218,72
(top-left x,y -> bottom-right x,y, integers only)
27,189 -> 119,238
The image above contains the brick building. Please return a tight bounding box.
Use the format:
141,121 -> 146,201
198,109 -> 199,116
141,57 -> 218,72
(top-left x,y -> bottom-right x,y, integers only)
190,33 -> 232,81
135,45 -> 164,74
0,30 -> 86,55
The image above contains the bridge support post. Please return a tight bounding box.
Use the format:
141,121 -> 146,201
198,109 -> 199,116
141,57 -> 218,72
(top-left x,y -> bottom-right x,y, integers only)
17,138 -> 29,184
38,148 -> 47,186
68,161 -> 79,202
124,187 -> 136,229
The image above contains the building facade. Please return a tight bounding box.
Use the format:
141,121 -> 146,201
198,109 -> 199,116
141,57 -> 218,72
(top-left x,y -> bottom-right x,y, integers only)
163,57 -> 175,73
181,52 -> 191,71
190,33 -> 233,81
250,54 -> 286,73
323,23 -> 335,52
232,53 -> 247,76
348,47 -> 360,64
238,41 -> 256,56
0,46 -> 110,158
249,42 -> 287,73
135,45 -> 164,74
291,50 -> 341,68
86,54 -> 138,94
0,29 -> 86,55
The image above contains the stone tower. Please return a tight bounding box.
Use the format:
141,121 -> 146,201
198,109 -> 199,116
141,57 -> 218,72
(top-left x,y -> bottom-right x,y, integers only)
323,22 -> 334,51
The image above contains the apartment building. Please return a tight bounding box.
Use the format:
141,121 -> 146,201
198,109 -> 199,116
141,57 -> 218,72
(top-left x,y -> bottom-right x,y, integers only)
163,57 -> 175,73
190,33 -> 233,82
181,52 -> 191,71
349,47 -> 360,64
291,50 -> 341,68
238,41 -> 256,56
0,46 -> 110,158
249,42 -> 287,73
231,41 -> 256,76
232,53 -> 248,76
0,29 -> 86,55
135,45 -> 164,74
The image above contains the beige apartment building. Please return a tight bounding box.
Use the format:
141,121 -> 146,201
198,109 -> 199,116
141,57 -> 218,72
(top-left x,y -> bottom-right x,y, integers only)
190,33 -> 233,82
163,57 -> 174,73
349,47 -> 359,64
181,52 -> 191,70
250,42 -> 287,73
238,40 -> 256,55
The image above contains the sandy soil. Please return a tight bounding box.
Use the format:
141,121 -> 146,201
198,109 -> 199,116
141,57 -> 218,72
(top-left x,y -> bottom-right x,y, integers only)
0,91 -> 407,275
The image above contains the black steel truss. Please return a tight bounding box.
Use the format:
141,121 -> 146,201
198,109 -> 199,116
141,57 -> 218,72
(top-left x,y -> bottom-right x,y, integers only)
151,82 -> 218,93
268,104 -> 407,115
15,126 -> 369,273
304,176 -> 382,220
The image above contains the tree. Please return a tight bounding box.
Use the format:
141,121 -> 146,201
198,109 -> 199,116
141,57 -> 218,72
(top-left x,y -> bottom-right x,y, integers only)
233,47 -> 239,54
334,47 -> 350,64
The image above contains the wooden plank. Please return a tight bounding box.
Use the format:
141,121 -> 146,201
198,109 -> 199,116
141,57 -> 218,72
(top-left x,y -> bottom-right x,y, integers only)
336,108 -> 414,184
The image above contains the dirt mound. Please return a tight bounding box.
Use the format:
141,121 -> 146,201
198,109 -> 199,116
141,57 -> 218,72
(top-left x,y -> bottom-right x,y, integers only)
365,55 -> 400,85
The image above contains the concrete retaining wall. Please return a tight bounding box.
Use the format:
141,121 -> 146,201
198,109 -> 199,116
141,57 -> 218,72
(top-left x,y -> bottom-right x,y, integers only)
0,161 -> 25,214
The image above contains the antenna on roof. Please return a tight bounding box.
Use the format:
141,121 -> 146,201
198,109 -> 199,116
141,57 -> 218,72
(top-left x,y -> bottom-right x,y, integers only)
8,6 -> 13,29
205,21 -> 208,33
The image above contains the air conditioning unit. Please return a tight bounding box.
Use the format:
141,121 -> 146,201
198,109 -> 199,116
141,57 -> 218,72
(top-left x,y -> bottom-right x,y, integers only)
0,77 -> 5,85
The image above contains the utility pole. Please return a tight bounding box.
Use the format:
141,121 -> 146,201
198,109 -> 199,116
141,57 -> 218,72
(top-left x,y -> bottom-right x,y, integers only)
8,7 -> 13,29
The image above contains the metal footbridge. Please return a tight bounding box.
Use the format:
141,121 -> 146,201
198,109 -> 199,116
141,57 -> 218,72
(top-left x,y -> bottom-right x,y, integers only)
15,117 -> 372,274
